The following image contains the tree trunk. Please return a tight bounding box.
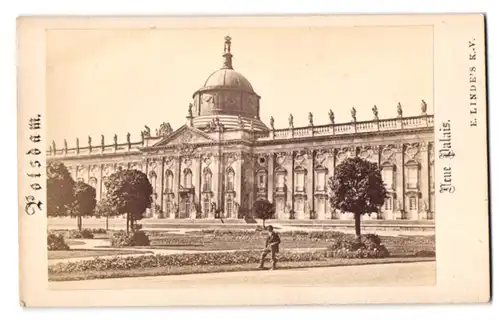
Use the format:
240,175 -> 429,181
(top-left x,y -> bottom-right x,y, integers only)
262,219 -> 266,228
105,215 -> 109,231
354,212 -> 361,238
77,216 -> 82,231
126,213 -> 130,234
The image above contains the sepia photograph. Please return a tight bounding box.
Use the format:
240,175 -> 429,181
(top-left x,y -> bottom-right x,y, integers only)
17,14 -> 489,306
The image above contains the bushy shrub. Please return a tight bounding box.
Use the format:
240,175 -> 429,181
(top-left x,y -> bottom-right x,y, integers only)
49,250 -> 326,273
90,228 -> 107,234
308,231 -> 345,240
326,233 -> 389,259
111,231 -> 150,247
47,233 -> 70,251
414,250 -> 436,257
68,229 -> 94,239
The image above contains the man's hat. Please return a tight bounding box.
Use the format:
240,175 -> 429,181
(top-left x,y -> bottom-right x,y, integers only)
267,225 -> 274,231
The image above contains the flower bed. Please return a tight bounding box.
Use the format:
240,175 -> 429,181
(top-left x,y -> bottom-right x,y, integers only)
325,233 -> 390,258
49,250 -> 326,273
111,231 -> 150,247
69,229 -> 94,239
47,233 -> 70,251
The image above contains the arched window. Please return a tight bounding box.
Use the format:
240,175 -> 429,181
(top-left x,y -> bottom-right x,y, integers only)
165,170 -> 174,193
226,167 -> 235,191
381,163 -> 395,190
88,177 -> 98,188
203,168 -> 212,192
184,168 -> 193,188
149,171 -> 157,195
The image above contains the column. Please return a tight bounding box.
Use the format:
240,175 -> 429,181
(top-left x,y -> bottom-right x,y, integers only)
419,143 -> 430,220
267,153 -> 274,207
191,156 -> 200,219
285,152 -> 294,219
212,152 -> 220,218
234,153 -> 242,219
395,144 -> 405,219
160,158 -> 165,216
305,150 -> 314,219
174,156 -> 181,219
326,149 -> 335,219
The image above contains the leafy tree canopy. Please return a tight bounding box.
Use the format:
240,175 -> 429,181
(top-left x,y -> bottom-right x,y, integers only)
329,157 -> 387,237
47,161 -> 75,216
329,157 -> 387,215
69,181 -> 96,217
104,169 -> 153,222
253,199 -> 275,226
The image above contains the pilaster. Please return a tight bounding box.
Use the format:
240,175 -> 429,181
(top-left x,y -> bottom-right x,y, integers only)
267,153 -> 274,204
305,149 -> 314,219
419,143 -> 430,220
192,155 -> 201,219
394,144 -> 405,219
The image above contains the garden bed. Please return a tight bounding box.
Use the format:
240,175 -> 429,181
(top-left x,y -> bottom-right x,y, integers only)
48,249 -> 153,260
48,256 -> 435,282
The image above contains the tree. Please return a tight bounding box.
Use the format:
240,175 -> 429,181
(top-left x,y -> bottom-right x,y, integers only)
253,199 -> 275,227
69,181 -> 97,231
329,157 -> 387,238
95,197 -> 115,231
47,161 -> 75,217
104,169 -> 153,233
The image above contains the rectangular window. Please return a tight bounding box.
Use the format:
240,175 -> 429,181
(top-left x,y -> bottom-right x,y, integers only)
259,175 -> 265,187
409,196 -> 417,211
226,196 -> 233,217
382,168 -> 393,189
295,172 -> 305,192
408,167 -> 418,188
384,197 -> 393,211
316,172 -> 325,191
203,198 -> 210,216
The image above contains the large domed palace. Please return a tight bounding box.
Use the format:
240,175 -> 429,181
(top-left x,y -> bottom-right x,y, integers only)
47,36 -> 435,222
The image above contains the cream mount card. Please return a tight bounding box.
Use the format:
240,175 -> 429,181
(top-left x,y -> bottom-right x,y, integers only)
17,14 -> 489,307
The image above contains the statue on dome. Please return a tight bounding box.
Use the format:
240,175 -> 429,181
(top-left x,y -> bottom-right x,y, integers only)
113,134 -> 118,146
76,138 -> 79,152
188,103 -> 193,118
64,139 -> 68,152
421,99 -> 427,114
88,136 -> 92,147
101,134 -> 105,149
52,140 -> 56,152
372,105 -> 379,120
126,132 -> 131,144
288,113 -> 294,128
308,112 -> 314,126
351,107 -> 357,122
224,35 -> 232,53
270,116 -> 275,130
328,109 -> 335,124
397,102 -> 403,117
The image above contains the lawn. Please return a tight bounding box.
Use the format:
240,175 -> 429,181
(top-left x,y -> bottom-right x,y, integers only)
48,256 -> 435,281
92,230 -> 435,256
48,249 -> 151,260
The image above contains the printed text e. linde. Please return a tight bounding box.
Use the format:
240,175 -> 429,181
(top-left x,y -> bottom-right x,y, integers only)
469,38 -> 478,127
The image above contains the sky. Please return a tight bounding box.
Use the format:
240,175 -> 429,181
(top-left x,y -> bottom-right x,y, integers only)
46,26 -> 433,146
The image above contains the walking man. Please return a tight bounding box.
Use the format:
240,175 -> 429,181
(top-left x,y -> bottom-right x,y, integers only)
259,225 -> 281,270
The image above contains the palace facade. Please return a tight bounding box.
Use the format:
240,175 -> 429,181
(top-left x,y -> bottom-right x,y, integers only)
47,36 -> 435,221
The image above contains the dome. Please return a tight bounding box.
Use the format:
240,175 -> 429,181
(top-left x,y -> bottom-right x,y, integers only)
203,69 -> 254,93
189,36 -> 268,132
